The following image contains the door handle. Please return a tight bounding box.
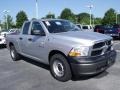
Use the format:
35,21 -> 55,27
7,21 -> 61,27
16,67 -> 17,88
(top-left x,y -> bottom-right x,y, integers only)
19,37 -> 23,40
28,38 -> 32,41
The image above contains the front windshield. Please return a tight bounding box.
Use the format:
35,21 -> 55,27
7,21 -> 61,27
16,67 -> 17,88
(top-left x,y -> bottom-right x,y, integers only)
43,20 -> 81,33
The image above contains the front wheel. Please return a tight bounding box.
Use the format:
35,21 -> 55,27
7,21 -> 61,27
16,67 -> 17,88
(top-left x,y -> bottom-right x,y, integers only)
50,54 -> 72,82
10,45 -> 21,61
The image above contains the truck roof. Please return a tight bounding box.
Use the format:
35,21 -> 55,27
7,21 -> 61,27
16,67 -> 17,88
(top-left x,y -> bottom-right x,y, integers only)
28,19 -> 68,22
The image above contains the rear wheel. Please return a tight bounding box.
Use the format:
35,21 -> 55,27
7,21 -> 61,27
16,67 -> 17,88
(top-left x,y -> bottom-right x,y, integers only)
10,45 -> 21,61
50,54 -> 72,82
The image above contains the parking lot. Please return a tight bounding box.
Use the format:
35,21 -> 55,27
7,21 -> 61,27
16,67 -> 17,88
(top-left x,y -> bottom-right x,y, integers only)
0,40 -> 120,90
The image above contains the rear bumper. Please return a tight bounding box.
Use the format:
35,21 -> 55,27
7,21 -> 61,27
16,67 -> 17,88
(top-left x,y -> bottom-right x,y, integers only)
68,50 -> 116,76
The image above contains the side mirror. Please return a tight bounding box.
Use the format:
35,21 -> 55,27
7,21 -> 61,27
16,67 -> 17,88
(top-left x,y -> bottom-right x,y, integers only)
32,30 -> 45,36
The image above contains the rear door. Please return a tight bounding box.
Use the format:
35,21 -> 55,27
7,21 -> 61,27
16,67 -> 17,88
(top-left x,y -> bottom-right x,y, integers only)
23,21 -> 47,62
18,21 -> 31,54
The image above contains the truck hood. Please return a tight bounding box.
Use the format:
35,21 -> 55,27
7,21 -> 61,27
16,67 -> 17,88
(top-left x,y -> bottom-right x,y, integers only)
50,31 -> 112,46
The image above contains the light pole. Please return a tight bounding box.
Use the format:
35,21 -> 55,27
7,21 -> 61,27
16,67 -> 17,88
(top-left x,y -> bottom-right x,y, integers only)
86,4 -> 93,26
93,16 -> 95,26
3,10 -> 9,30
35,0 -> 38,19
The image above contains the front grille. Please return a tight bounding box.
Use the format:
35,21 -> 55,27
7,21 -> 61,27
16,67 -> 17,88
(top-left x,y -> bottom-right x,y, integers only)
93,42 -> 105,49
106,46 -> 111,52
91,40 -> 112,56
91,49 -> 103,56
106,40 -> 111,45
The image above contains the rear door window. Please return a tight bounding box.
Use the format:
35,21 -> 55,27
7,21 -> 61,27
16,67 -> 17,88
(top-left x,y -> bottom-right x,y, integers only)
23,22 -> 30,34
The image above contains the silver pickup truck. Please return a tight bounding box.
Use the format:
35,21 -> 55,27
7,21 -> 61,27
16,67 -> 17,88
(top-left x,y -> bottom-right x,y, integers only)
6,19 -> 116,82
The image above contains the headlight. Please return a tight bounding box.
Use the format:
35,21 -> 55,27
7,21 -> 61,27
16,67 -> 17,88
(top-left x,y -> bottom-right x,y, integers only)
68,46 -> 90,57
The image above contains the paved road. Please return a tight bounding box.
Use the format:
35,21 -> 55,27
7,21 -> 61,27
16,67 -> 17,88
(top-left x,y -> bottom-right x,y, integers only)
0,41 -> 120,90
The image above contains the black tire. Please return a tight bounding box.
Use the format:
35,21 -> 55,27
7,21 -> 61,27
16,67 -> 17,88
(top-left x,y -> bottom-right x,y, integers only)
50,54 -> 72,82
10,45 -> 21,61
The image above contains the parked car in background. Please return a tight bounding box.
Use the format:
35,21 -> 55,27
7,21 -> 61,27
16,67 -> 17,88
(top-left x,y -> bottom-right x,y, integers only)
0,29 -> 20,46
94,25 -> 105,34
76,24 -> 93,31
0,35 -> 6,46
76,24 -> 82,29
82,25 -> 93,31
0,29 -> 9,37
0,30 -> 9,46
104,24 -> 120,39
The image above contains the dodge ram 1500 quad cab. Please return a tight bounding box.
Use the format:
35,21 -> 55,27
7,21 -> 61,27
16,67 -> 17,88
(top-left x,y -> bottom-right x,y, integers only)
6,19 -> 116,82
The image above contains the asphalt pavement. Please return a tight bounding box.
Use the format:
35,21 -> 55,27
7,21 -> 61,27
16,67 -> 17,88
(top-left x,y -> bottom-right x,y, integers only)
0,41 -> 120,90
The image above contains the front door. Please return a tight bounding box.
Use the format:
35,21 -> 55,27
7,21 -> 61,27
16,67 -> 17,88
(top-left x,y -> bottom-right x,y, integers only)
25,21 -> 47,62
18,21 -> 31,55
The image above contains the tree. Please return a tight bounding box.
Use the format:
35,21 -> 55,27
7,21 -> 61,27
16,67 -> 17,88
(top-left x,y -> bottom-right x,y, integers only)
0,20 -> 2,30
60,8 -> 76,22
94,17 -> 102,25
57,16 -> 60,19
45,12 -> 55,19
102,8 -> 116,25
77,13 -> 90,25
16,11 -> 28,28
118,14 -> 120,24
3,15 -> 14,29
41,17 -> 46,19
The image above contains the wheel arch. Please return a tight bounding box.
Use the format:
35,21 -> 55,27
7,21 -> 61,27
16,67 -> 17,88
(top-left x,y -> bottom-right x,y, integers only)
9,42 -> 14,48
48,50 -> 68,62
